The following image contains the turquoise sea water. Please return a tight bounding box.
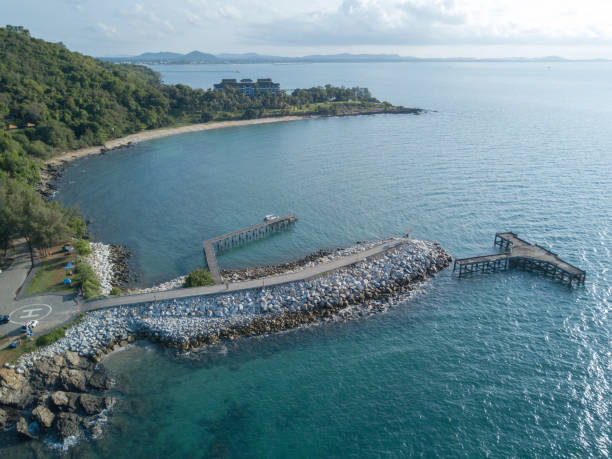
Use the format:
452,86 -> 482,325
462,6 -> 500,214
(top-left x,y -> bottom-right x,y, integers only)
6,63 -> 611,457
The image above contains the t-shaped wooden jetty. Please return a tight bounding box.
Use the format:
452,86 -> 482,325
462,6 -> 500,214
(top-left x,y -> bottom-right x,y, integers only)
203,215 -> 297,283
453,232 -> 586,286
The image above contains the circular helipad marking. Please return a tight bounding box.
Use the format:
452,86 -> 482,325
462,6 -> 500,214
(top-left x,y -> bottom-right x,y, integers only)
9,304 -> 52,326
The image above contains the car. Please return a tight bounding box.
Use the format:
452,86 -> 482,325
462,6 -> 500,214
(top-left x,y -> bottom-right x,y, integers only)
0,315 -> 9,324
22,320 -> 39,330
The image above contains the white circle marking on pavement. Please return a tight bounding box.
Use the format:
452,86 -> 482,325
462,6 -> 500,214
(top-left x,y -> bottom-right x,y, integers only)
9,303 -> 53,325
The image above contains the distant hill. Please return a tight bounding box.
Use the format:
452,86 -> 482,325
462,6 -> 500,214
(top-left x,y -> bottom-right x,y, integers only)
106,50 -> 223,64
101,51 -> 596,65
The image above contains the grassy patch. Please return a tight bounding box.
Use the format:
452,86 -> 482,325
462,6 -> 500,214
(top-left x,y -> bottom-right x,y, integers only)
26,253 -> 76,295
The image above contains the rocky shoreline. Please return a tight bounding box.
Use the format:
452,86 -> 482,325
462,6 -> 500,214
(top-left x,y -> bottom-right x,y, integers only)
0,350 -> 116,444
1,238 -> 450,448
86,242 -> 134,295
37,143 -> 135,200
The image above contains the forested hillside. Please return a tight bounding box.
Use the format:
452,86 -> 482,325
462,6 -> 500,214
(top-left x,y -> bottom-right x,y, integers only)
0,25 -> 407,290
1,26 -> 391,186
0,25 -> 178,184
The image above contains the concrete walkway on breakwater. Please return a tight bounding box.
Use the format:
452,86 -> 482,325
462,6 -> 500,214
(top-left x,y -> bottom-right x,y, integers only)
0,238 -> 408,338
86,238 -> 406,310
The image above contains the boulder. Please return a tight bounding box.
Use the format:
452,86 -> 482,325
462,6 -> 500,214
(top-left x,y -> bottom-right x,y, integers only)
0,368 -> 32,409
60,368 -> 89,392
32,405 -> 55,429
0,367 -> 26,389
56,412 -> 82,440
88,369 -> 112,390
30,358 -> 62,386
16,416 -> 34,439
104,396 -> 117,410
0,407 -> 7,428
79,394 -> 105,415
50,391 -> 79,411
64,351 -> 82,368
89,422 -> 104,438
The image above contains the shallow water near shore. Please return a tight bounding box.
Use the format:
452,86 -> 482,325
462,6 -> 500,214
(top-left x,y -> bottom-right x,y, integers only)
7,62 -> 609,457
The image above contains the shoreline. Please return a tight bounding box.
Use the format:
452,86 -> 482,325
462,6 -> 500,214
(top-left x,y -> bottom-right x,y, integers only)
1,238 -> 450,447
37,108 -> 424,198
45,115 -> 314,168
38,116 -> 313,197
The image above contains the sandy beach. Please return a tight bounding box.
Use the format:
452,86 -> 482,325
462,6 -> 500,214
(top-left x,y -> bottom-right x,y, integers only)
44,115 -> 312,168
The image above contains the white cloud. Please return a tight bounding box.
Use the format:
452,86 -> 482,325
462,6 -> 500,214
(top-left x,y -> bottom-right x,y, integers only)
95,23 -> 119,39
5,0 -> 612,57
117,2 -> 175,33
248,0 -> 612,46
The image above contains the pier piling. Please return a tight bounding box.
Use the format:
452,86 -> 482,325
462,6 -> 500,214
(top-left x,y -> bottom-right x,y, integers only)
454,232 -> 585,286
203,215 -> 297,284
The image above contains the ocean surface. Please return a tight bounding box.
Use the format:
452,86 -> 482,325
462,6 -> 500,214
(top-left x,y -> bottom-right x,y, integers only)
9,62 -> 611,457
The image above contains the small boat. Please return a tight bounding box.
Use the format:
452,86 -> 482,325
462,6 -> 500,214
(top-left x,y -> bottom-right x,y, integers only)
264,215 -> 279,222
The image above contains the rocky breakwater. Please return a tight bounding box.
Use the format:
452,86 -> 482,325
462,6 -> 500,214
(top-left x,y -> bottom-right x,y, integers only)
0,350 -> 115,444
86,242 -> 133,295
4,238 -> 450,448
21,239 -> 451,360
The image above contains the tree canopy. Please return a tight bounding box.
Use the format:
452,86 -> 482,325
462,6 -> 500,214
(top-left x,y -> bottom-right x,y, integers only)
0,176 -> 81,252
1,26 -> 386,185
0,25 -> 394,254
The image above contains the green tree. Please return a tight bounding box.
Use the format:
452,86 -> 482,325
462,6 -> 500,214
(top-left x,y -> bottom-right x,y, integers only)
73,239 -> 91,256
183,268 -> 214,287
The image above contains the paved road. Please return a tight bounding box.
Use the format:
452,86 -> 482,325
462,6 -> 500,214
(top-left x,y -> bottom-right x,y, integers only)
0,240 -> 31,304
0,238 -> 406,339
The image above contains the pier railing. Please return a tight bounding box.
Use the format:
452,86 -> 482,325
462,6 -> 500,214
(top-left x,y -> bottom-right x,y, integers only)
454,232 -> 586,286
203,215 -> 297,283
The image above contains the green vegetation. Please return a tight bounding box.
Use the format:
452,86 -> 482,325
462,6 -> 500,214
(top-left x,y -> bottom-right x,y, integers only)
0,26 -> 399,186
110,286 -> 121,296
183,268 -> 215,287
73,238 -> 91,256
68,216 -> 86,237
26,255 -> 75,295
35,313 -> 84,347
27,256 -> 100,298
0,26 -> 406,299
75,261 -> 100,299
0,176 -> 84,254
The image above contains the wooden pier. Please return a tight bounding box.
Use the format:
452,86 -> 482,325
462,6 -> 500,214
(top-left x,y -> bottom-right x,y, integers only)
453,232 -> 586,286
203,215 -> 297,283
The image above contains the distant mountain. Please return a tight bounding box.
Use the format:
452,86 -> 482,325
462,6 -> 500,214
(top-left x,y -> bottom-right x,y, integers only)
103,51 -> 223,64
100,52 -> 605,65
215,53 -> 286,62
182,50 -> 221,63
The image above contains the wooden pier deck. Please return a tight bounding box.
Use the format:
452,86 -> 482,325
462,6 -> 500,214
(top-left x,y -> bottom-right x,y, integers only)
453,232 -> 586,286
203,215 -> 297,283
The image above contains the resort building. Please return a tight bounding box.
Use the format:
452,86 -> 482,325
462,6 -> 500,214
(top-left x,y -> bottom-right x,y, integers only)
213,78 -> 281,96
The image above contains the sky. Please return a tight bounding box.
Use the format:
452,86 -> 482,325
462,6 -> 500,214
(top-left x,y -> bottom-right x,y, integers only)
4,0 -> 612,58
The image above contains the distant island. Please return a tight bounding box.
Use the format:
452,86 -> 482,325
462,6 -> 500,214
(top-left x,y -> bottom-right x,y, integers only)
100,52 -> 607,65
